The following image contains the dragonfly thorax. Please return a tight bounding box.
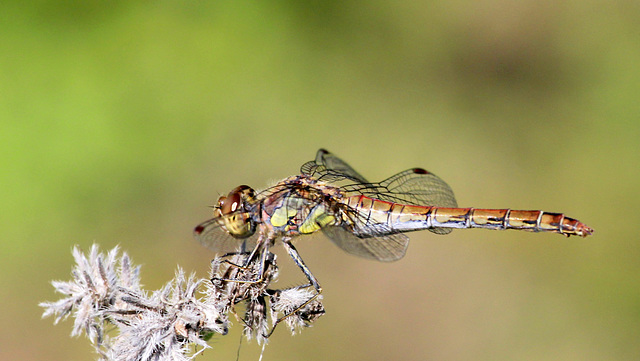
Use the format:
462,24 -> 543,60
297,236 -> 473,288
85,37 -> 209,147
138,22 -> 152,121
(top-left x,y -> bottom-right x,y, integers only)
260,175 -> 345,237
215,185 -> 257,238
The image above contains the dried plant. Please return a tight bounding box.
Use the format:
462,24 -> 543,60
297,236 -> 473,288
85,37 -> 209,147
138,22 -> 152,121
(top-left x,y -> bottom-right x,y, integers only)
40,244 -> 324,361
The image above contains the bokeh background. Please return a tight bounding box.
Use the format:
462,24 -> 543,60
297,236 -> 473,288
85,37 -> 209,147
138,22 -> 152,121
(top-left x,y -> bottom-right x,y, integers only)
2,1 -> 638,360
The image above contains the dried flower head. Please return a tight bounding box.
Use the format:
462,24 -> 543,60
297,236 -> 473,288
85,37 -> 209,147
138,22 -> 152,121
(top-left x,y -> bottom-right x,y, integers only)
269,286 -> 325,335
41,244 -> 325,360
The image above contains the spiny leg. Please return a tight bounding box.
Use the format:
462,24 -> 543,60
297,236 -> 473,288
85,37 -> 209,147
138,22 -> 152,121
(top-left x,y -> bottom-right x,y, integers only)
211,239 -> 272,286
211,245 -> 279,343
265,239 -> 322,337
283,240 -> 321,291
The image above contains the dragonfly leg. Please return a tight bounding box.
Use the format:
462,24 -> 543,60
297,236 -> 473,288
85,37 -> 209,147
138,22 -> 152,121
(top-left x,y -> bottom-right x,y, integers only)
282,240 -> 322,291
211,241 -> 272,286
213,251 -> 252,269
264,240 -> 323,338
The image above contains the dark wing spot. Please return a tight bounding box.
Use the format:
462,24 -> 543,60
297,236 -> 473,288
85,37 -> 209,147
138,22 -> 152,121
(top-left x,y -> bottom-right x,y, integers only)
413,168 -> 429,174
318,148 -> 330,154
194,225 -> 205,234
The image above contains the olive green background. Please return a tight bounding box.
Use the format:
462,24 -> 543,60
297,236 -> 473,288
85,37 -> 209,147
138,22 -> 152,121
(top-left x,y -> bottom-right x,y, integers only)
2,1 -> 637,360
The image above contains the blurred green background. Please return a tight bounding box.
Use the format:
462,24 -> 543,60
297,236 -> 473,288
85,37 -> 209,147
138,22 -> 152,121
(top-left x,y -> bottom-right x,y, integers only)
2,1 -> 638,360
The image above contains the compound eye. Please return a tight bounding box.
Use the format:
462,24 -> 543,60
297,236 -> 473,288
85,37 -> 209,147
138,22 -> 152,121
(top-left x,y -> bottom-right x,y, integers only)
221,191 -> 241,215
235,185 -> 255,199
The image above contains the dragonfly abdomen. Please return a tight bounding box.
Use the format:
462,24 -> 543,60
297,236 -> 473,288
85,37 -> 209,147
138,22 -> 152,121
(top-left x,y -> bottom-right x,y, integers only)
435,208 -> 593,237
344,195 -> 436,233
345,196 -> 593,237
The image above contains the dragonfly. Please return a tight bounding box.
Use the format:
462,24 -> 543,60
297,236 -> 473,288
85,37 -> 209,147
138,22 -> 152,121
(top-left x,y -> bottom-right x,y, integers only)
194,149 -> 593,330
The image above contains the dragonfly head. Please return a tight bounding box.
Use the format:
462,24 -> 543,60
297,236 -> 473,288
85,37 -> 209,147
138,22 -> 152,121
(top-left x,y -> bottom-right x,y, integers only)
215,185 -> 257,238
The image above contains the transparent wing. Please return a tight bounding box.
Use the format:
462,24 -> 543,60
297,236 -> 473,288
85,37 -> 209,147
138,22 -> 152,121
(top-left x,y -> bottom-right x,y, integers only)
301,149 -> 458,235
300,148 -> 369,184
301,149 -> 456,208
320,195 -> 410,262
322,224 -> 409,262
342,168 -> 457,207
193,214 -> 259,255
300,149 -> 458,234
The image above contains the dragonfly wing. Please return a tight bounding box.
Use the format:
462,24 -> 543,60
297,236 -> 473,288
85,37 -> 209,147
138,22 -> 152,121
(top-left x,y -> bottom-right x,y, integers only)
193,216 -> 259,255
341,168 -> 458,235
322,224 -> 409,262
300,149 -> 369,184
301,150 -> 458,235
355,168 -> 457,207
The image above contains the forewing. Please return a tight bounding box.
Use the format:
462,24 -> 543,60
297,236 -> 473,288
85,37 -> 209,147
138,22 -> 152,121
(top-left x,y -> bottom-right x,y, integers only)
301,150 -> 456,208
300,149 -> 369,184
193,215 -> 259,255
322,225 -> 409,262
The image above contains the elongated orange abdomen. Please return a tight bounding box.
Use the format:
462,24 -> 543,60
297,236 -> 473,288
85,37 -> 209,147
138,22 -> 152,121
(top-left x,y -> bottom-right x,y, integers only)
343,195 -> 593,237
